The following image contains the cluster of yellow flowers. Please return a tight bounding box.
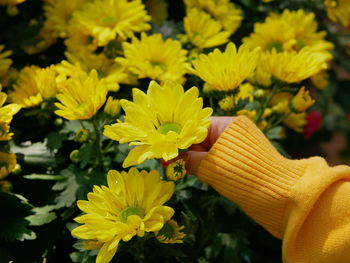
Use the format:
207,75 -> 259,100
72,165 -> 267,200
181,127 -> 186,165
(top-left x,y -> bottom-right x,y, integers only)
0,84 -> 20,191
200,9 -> 334,133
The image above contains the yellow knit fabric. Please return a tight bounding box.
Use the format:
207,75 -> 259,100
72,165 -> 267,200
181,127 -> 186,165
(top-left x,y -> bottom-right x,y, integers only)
197,116 -> 350,263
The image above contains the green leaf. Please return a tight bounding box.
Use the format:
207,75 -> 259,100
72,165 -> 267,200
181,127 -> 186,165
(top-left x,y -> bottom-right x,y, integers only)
0,192 -> 36,242
78,143 -> 98,168
47,131 -> 64,151
265,126 -> 285,140
24,174 -> 65,180
26,205 -> 57,226
52,168 -> 80,209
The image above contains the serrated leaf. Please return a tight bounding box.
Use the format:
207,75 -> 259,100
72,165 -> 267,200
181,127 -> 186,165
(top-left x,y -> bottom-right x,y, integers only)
0,192 -> 36,242
26,205 -> 57,226
53,168 -> 80,209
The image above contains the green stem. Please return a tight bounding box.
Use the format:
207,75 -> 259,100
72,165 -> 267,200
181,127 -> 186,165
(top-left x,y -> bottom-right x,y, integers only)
255,84 -> 279,123
209,95 -> 214,110
92,117 -> 104,170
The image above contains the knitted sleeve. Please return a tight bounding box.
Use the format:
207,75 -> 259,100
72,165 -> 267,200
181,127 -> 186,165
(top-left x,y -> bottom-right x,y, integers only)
197,116 -> 350,263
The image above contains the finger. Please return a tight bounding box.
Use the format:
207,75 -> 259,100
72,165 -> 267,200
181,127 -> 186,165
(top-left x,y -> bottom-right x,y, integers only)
181,151 -> 207,175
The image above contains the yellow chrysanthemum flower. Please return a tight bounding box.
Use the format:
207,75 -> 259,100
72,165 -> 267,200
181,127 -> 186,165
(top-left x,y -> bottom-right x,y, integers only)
58,51 -> 130,92
166,159 -> 186,181
72,168 -> 175,263
116,33 -> 188,84
243,9 -> 333,55
283,112 -> 307,133
0,86 -> 21,141
65,22 -> 98,54
184,0 -> 242,34
146,0 -> 168,24
73,0 -> 151,46
8,66 -> 43,108
218,95 -> 234,112
43,0 -> 86,38
265,48 -> 328,83
104,81 -> 212,167
155,219 -> 186,244
104,96 -> 121,117
34,65 -> 59,100
184,8 -> 230,49
270,92 -> 292,114
325,0 -> 350,26
236,83 -> 254,104
8,65 -> 59,108
0,45 -> 12,83
311,70 -> 328,90
55,69 -> 108,120
290,87 -> 315,113
192,42 -> 260,91
0,152 -> 16,180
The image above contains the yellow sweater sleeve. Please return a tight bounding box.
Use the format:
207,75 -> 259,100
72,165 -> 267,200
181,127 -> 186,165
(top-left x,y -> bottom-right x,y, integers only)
197,116 -> 350,263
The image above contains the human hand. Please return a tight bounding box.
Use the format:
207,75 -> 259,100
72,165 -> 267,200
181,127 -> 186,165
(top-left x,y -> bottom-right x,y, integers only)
182,116 -> 235,174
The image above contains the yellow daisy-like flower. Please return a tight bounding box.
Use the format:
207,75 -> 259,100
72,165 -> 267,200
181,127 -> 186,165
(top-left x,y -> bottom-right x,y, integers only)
243,9 -> 333,55
325,0 -> 350,26
311,70 -> 328,90
73,0 -> 151,46
65,22 -> 98,54
104,81 -> 212,167
34,65 -> 59,100
218,95 -> 234,112
55,69 -> 108,120
72,168 -> 175,263
236,83 -> 254,104
283,112 -> 307,133
192,42 -> 260,91
104,96 -> 121,117
265,48 -> 328,83
8,65 -> 59,108
184,0 -> 242,34
184,8 -> 230,49
0,86 -> 21,141
0,45 -> 12,82
59,51 -> 130,92
270,92 -> 292,114
166,159 -> 186,181
116,33 -> 188,84
8,66 -> 43,108
0,152 -> 16,180
43,0 -> 86,38
155,219 -> 186,244
290,87 -> 315,113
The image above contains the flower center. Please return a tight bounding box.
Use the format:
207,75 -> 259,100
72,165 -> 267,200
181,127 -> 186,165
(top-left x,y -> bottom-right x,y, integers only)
158,123 -> 182,135
158,222 -> 174,239
101,16 -> 117,26
119,206 -> 145,223
267,41 -> 283,52
150,61 -> 166,70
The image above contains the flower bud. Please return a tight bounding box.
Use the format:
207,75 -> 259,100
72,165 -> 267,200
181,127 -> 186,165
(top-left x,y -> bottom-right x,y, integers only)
166,159 -> 186,181
291,87 -> 315,113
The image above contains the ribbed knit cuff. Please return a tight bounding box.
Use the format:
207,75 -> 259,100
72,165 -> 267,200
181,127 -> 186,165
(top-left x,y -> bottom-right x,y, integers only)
197,116 -> 307,238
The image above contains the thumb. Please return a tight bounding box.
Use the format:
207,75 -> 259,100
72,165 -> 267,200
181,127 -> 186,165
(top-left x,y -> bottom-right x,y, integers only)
181,151 -> 207,175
